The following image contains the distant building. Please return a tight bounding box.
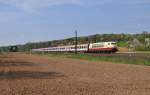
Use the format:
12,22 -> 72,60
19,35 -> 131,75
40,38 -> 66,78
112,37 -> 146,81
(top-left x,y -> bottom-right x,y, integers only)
145,38 -> 150,46
128,38 -> 143,50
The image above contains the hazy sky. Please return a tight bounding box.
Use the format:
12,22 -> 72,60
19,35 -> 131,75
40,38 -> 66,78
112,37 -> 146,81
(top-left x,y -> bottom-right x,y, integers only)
0,0 -> 150,46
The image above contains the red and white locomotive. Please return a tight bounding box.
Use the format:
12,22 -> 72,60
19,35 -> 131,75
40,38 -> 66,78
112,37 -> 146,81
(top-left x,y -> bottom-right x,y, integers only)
32,42 -> 118,53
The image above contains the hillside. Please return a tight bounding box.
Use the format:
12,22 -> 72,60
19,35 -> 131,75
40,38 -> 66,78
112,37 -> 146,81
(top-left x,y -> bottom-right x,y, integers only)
0,32 -> 150,52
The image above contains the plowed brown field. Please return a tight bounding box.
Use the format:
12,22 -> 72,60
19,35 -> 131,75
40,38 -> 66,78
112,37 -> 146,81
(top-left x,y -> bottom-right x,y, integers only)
0,53 -> 150,95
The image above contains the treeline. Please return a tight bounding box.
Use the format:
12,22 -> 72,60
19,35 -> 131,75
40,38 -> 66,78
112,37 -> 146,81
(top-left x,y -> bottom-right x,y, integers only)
0,32 -> 150,52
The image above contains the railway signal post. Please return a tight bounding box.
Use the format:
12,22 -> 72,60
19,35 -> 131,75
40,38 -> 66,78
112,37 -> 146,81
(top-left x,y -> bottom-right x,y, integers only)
75,30 -> 78,54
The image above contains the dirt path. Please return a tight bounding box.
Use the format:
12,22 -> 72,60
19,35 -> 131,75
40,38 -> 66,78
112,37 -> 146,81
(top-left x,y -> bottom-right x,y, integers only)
0,53 -> 150,95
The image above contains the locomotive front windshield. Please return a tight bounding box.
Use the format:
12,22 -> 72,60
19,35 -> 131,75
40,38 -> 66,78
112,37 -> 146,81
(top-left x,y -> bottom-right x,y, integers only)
111,43 -> 117,45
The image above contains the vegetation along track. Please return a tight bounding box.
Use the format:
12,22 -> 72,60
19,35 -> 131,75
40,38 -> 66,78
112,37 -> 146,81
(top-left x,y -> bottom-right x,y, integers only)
47,52 -> 150,66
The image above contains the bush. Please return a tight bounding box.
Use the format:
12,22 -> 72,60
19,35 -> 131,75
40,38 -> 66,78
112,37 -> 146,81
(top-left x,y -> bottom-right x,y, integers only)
117,41 -> 128,47
135,46 -> 150,51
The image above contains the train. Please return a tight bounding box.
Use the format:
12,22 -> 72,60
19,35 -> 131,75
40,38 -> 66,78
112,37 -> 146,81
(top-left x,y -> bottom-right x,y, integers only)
32,42 -> 118,53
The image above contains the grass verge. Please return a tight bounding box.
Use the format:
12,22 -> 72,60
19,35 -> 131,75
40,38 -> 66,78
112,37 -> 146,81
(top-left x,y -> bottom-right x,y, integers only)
37,53 -> 150,66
